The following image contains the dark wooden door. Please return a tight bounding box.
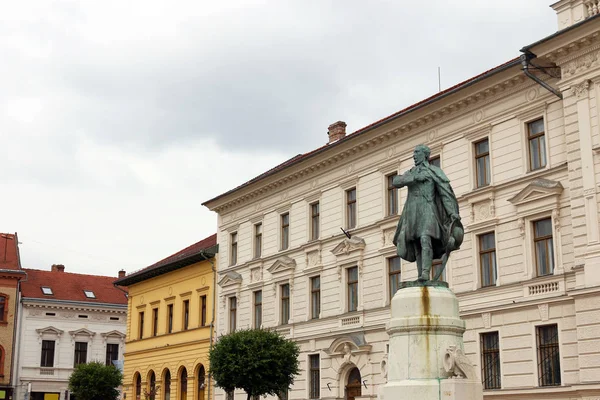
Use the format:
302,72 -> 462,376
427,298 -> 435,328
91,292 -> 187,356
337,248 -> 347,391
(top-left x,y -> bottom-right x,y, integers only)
346,367 -> 362,400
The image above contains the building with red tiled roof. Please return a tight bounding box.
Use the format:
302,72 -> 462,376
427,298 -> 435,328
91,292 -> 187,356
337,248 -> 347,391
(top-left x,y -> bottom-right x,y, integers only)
114,234 -> 217,400
0,233 -> 26,400
203,3 -> 600,400
14,265 -> 127,400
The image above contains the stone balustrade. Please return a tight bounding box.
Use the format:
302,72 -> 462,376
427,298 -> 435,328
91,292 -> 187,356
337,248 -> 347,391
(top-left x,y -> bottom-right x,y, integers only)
585,0 -> 600,17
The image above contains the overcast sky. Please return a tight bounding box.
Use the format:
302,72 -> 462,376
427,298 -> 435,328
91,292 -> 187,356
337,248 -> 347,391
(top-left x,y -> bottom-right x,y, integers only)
1,1 -> 557,277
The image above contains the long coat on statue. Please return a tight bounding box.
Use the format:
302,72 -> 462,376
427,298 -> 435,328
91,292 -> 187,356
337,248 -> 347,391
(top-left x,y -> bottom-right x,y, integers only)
392,162 -> 461,263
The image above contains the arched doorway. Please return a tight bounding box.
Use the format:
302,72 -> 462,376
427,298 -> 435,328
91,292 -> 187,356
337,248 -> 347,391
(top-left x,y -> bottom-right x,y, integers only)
345,367 -> 361,400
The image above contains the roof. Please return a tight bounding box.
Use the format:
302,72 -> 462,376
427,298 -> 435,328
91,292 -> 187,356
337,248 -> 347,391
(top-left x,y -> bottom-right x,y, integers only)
21,269 -> 128,305
202,57 -> 521,208
114,233 -> 218,287
521,12 -> 600,53
0,233 -> 21,271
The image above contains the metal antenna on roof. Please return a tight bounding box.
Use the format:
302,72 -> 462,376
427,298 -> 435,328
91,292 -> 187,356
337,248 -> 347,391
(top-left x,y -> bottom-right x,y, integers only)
438,67 -> 441,92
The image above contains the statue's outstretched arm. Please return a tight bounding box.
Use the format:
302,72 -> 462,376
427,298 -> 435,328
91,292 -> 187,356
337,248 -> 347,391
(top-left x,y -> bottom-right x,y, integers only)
392,171 -> 415,188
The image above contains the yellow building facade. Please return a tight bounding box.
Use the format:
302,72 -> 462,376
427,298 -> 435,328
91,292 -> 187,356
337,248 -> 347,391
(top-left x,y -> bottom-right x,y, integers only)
115,234 -> 217,400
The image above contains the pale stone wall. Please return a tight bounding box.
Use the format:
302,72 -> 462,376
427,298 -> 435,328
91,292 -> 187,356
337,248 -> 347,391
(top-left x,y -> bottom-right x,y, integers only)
14,302 -> 126,400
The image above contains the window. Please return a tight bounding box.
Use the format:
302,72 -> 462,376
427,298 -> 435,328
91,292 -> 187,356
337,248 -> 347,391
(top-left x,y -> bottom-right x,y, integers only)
106,343 -> 119,366
41,286 -> 53,295
346,188 -> 357,229
309,354 -> 320,399
229,297 -> 237,332
280,284 -> 290,324
534,218 -> 554,276
167,304 -> 173,333
311,202 -> 320,240
429,155 -> 441,168
528,118 -> 546,171
388,257 -> 401,300
200,295 -> 207,327
479,233 -> 497,287
278,390 -> 288,400
149,371 -> 156,398
310,276 -> 320,319
0,346 -> 4,377
230,232 -> 238,265
431,259 -> 445,281
254,290 -> 262,328
139,312 -> 145,339
164,370 -> 171,400
183,300 -> 190,330
0,295 -> 6,322
537,324 -> 561,386
180,367 -> 188,400
74,342 -> 87,366
254,223 -> 262,258
197,366 -> 206,399
152,308 -> 158,336
347,267 -> 358,312
386,174 -> 398,216
475,138 -> 490,188
481,332 -> 501,389
83,290 -> 96,298
40,340 -> 55,367
281,213 -> 290,250
135,373 -> 142,400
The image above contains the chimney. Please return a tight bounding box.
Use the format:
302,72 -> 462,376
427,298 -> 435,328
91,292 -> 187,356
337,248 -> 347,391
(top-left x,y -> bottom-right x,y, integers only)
118,270 -> 126,278
328,121 -> 347,144
51,264 -> 65,272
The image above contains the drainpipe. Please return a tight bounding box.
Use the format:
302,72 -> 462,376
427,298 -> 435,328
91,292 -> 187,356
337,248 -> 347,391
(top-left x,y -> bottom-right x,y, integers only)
520,52 -> 563,100
199,251 -> 217,400
11,270 -> 27,399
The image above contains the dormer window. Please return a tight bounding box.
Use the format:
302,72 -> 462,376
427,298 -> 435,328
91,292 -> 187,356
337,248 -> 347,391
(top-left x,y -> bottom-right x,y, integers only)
41,287 -> 53,295
83,290 -> 96,299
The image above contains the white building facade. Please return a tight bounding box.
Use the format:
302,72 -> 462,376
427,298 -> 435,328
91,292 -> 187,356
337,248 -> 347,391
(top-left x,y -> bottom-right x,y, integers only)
203,3 -> 600,399
13,266 -> 127,400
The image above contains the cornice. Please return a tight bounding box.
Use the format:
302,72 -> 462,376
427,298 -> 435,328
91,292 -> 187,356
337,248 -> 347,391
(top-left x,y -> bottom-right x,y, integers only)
542,31 -> 600,64
212,73 -> 531,214
23,300 -> 127,313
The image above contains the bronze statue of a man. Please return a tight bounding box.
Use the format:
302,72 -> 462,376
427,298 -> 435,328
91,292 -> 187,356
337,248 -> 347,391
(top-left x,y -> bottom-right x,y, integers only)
392,144 -> 463,282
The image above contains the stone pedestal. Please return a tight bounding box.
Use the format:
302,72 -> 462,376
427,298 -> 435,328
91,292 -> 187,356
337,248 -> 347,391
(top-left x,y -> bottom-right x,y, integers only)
382,285 -> 483,400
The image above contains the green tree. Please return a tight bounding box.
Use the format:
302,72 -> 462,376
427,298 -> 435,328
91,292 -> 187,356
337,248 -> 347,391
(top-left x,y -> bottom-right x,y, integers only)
210,329 -> 300,400
68,361 -> 123,400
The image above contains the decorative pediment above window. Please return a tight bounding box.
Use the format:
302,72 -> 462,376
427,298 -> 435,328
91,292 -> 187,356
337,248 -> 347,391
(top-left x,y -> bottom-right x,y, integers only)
267,256 -> 296,275
331,236 -> 366,256
69,328 -> 96,339
36,326 -> 64,336
508,179 -> 563,206
325,334 -> 372,360
101,330 -> 126,341
218,271 -> 243,288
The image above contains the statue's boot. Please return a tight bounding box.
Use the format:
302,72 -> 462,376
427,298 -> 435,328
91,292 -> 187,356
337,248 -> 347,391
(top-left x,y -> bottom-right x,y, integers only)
419,243 -> 433,281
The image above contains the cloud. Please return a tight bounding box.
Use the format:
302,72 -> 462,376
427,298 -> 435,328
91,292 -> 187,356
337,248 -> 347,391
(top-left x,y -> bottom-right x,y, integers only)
0,0 -> 557,274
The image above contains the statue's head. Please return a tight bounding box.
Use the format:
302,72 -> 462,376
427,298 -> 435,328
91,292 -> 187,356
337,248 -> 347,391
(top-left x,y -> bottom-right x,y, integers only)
413,144 -> 431,165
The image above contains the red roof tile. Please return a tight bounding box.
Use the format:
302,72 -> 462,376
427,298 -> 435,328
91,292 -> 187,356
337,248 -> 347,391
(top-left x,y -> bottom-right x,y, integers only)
114,233 -> 217,286
21,269 -> 128,305
202,57 -> 521,207
0,233 -> 21,271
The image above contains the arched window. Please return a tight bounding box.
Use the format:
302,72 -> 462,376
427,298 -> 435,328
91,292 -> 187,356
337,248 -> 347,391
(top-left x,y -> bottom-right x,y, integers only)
0,295 -> 7,322
179,367 -> 188,400
148,370 -> 156,400
197,365 -> 206,400
134,372 -> 142,400
163,369 -> 171,400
